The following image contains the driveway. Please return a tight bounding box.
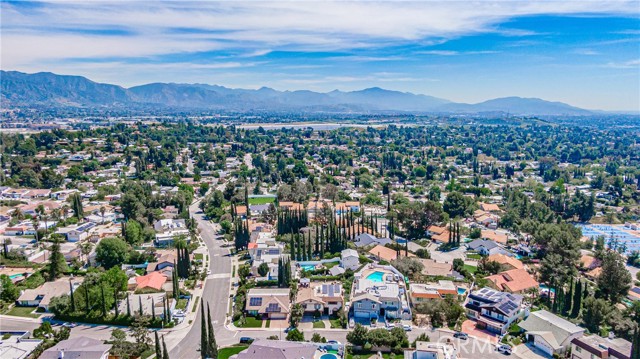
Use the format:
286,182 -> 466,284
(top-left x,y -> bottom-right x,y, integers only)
427,243 -> 466,263
461,319 -> 499,344
514,343 -> 551,359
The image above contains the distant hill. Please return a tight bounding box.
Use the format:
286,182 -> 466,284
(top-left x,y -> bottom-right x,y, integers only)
0,70 -> 595,115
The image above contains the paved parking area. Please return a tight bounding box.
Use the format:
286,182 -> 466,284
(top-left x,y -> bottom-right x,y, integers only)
513,343 -> 551,359
461,320 -> 499,343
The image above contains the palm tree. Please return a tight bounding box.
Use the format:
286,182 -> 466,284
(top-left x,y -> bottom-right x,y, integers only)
62,204 -> 70,221
12,208 -> 24,221
51,208 -> 61,223
100,206 -> 106,224
31,217 -> 40,243
78,241 -> 93,267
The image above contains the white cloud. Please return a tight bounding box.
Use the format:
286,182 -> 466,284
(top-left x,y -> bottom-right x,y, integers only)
604,59 -> 640,68
1,0 -> 637,67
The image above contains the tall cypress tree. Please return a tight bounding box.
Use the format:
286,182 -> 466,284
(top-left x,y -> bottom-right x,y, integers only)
155,331 -> 162,359
151,298 -> 156,320
563,278 -> 573,316
571,280 -> 583,318
114,290 -> 119,317
139,296 -> 144,316
126,292 -> 131,317
200,299 -> 208,359
207,304 -> 218,358
69,280 -> 76,313
101,284 -> 107,317
85,286 -> 90,314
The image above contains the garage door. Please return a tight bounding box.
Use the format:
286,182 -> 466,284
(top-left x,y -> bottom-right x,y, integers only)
354,310 -> 371,319
533,335 -> 554,356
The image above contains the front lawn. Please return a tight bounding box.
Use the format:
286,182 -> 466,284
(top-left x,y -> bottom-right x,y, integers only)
234,316 -> 263,328
313,320 -> 325,329
466,253 -> 482,260
463,264 -> 478,274
329,317 -> 342,329
248,197 -> 276,205
5,306 -> 40,318
219,345 -> 249,359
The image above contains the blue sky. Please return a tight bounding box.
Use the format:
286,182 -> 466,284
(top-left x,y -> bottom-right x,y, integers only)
1,1 -> 639,111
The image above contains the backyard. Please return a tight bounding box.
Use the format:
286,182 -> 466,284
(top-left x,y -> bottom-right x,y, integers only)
219,345 -> 249,359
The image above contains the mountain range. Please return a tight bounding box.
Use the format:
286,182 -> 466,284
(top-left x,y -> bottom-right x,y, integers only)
0,70 -> 595,115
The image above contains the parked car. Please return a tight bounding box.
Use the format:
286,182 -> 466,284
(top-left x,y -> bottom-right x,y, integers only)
402,324 -> 412,331
239,337 -> 254,344
284,327 -> 295,333
453,331 -> 468,340
496,344 -> 512,355
62,322 -> 77,328
327,340 -> 341,345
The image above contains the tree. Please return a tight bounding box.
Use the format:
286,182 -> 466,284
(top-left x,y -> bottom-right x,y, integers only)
289,303 -> 303,327
597,251 -> 632,303
200,299 -> 208,359
346,324 -> 369,346
571,279 -> 583,318
0,274 -> 20,302
95,237 -> 129,269
257,262 -> 270,277
110,328 -> 130,359
47,238 -> 69,281
539,226 -> 581,286
391,257 -> 424,280
311,333 -> 326,343
393,200 -> 445,239
207,304 -> 218,359
131,315 -> 152,351
125,220 -> 143,246
443,191 -> 474,218
582,297 -> 610,333
155,331 -> 162,359
285,328 -> 304,341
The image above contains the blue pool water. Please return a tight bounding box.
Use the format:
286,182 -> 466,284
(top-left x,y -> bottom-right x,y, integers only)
301,265 -> 316,271
366,271 -> 385,283
320,354 -> 338,359
539,284 -> 556,294
457,287 -> 467,295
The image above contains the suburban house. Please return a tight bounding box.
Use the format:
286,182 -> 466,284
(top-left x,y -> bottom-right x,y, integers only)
570,335 -> 631,359
353,233 -> 391,248
368,244 -> 412,262
427,225 -> 452,243
295,282 -> 343,315
153,219 -> 190,246
56,222 -> 97,242
16,277 -> 81,312
235,340 -> 320,359
486,253 -> 524,270
3,225 -> 27,236
409,281 -> 458,305
519,309 -> 585,357
466,239 -> 506,256
245,288 -> 291,319
134,272 -> 168,292
481,230 -> 508,245
248,232 -> 283,280
39,337 -> 111,359
464,287 -> 526,335
340,248 -> 360,271
350,265 -> 412,321
485,268 -> 539,293
405,341 -> 458,359
0,331 -> 42,359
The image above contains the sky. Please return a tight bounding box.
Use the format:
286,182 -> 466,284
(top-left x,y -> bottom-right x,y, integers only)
1,1 -> 639,111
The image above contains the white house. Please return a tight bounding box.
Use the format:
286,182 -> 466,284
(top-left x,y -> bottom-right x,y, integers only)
56,222 -> 97,242
340,249 -> 360,271
519,310 -> 585,356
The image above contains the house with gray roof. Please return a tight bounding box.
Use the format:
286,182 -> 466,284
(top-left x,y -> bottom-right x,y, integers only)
466,239 -> 507,256
39,336 -> 111,359
519,309 -> 585,356
234,339 -> 318,359
464,287 -> 526,335
353,233 -> 391,248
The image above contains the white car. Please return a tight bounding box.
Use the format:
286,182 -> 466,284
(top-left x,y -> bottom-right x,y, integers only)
496,344 -> 512,355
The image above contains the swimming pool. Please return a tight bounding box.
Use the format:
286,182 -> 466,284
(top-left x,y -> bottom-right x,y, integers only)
301,265 -> 316,271
320,354 -> 338,359
366,271 -> 385,283
457,287 -> 467,295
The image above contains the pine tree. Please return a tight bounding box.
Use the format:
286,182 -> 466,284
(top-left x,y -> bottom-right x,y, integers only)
155,331 -> 162,359
200,299 -> 208,359
207,304 -> 218,358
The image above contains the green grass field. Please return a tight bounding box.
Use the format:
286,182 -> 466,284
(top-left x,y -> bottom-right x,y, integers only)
235,316 -> 263,328
219,345 -> 249,359
5,306 -> 40,318
248,197 -> 276,205
463,264 -> 478,274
